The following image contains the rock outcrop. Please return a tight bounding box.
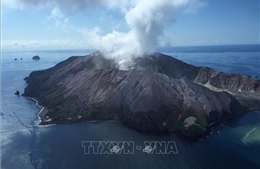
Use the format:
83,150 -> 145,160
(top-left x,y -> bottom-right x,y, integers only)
15,91 -> 20,96
32,55 -> 40,60
23,52 -> 260,138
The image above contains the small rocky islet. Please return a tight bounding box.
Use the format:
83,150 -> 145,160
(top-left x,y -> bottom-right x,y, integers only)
23,52 -> 260,139
32,55 -> 40,60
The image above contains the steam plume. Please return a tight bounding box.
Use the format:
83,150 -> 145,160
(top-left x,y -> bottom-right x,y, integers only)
3,0 -> 206,69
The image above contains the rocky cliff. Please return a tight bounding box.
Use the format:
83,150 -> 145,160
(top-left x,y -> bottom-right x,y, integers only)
23,52 -> 260,138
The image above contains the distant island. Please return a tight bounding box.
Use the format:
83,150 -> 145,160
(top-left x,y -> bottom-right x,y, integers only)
23,52 -> 260,139
32,55 -> 40,60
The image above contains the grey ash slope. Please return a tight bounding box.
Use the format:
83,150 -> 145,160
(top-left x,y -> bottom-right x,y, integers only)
24,52 -> 260,137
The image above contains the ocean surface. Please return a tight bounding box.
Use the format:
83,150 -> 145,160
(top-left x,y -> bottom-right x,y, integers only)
1,45 -> 260,169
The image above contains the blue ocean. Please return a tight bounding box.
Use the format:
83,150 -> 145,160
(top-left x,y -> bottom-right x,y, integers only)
1,45 -> 260,169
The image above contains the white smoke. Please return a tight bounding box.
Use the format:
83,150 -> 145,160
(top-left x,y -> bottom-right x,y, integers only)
2,0 -> 206,69
92,0 -> 207,69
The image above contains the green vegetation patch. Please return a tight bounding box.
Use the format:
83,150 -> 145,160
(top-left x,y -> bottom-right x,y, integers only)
175,114 -> 207,137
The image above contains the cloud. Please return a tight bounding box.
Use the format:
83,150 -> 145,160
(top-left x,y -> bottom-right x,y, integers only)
50,7 -> 63,19
2,0 -> 132,12
2,39 -> 93,51
3,0 -> 206,69
185,0 -> 207,13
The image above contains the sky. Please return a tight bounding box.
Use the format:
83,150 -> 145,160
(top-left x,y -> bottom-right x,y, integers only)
1,0 -> 259,52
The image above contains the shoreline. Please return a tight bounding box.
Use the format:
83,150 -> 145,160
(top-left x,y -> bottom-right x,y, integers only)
24,96 -> 48,124
22,96 -> 260,141
23,96 -> 122,125
38,107 -> 48,124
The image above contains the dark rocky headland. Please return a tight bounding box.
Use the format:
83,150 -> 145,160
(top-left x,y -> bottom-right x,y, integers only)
23,52 -> 260,138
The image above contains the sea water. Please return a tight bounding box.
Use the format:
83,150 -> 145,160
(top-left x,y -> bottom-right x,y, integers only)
1,45 -> 260,169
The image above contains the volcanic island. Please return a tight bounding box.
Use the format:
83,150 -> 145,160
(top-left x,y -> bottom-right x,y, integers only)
23,52 -> 260,139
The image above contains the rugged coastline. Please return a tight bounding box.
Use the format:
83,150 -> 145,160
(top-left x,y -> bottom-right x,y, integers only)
24,96 -> 48,124
23,52 -> 260,138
